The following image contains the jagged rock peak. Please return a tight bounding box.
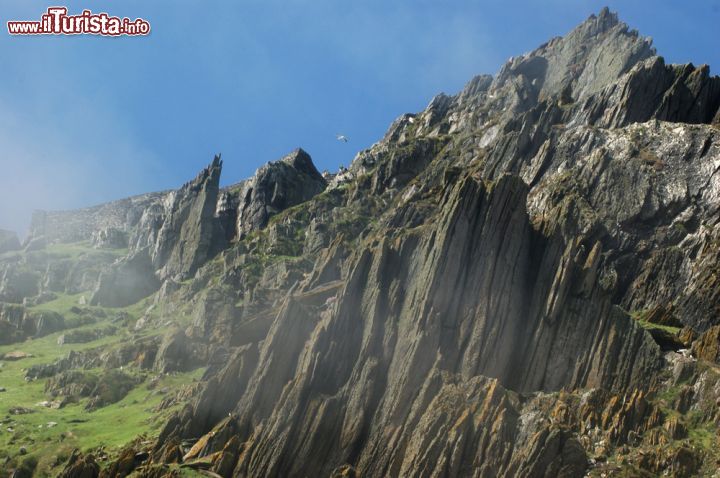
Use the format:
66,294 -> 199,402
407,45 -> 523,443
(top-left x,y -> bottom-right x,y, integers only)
585,6 -> 622,34
279,148 -> 324,180
492,7 -> 655,106
151,155 -> 226,280
182,153 -> 222,192
236,148 -> 327,237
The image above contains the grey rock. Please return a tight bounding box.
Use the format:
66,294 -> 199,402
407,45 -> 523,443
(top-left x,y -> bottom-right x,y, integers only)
151,155 -> 226,280
29,191 -> 166,245
154,329 -> 196,373
90,248 -> 160,307
23,235 -> 46,252
57,450 -> 100,478
17,8 -> 720,477
236,148 -> 327,237
0,267 -> 39,303
28,309 -> 65,337
91,227 -> 128,249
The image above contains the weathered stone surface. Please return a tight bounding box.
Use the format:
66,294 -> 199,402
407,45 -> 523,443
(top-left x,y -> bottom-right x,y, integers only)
90,248 -> 160,307
57,326 -> 116,346
23,235 -> 47,252
581,57 -> 720,128
154,329 -> 196,373
0,266 -> 39,303
58,449 -> 100,478
236,148 -> 327,238
150,174 -> 661,478
0,303 -> 64,343
29,191 -> 166,245
151,155 -> 226,280
17,7 -> 720,478
691,325 -> 720,363
2,350 -> 33,361
27,309 -> 65,337
91,227 -> 128,249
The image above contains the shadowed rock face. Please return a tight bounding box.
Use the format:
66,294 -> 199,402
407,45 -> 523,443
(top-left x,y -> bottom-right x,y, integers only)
152,155 -> 226,280
90,248 -> 160,307
153,174 -> 660,478
236,148 -> 327,238
13,7 -> 720,478
121,9 -> 720,477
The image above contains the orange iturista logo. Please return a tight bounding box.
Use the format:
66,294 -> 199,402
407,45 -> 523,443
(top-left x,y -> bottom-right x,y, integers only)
7,7 -> 150,36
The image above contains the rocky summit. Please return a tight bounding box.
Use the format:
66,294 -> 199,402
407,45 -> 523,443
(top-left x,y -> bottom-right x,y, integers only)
1,8 -> 720,478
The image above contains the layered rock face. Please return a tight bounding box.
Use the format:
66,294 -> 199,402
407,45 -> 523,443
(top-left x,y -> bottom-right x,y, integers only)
8,7 -> 720,478
235,148 -> 327,238
29,191 -> 167,245
121,9 -> 719,478
154,173 -> 661,477
1,148 -> 330,330
90,248 -> 160,307
150,155 -> 226,280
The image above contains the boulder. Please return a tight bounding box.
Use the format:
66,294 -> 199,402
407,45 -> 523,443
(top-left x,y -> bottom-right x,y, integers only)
2,350 -> 33,361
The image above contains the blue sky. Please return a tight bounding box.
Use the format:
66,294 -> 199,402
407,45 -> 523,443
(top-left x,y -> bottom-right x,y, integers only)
1,0 -> 719,235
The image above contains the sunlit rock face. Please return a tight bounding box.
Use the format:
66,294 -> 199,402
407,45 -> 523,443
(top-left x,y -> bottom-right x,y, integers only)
235,148 -> 328,238
7,7 -> 720,478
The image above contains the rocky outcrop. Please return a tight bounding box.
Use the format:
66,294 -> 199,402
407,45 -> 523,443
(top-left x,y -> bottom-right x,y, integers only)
236,148 -> 327,237
154,329 -> 201,373
13,7 -> 720,478
691,325 -> 720,363
581,57 -> 720,128
29,191 -> 167,245
90,248 -> 160,307
0,266 -> 39,303
28,309 -> 65,337
0,303 -> 64,343
0,302 -> 27,344
58,449 -> 100,478
150,174 -> 661,478
91,227 -> 128,249
492,7 -> 654,109
151,155 -> 226,280
106,9 -> 720,477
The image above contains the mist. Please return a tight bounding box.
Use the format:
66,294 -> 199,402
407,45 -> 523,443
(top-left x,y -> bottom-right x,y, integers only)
0,100 -> 164,238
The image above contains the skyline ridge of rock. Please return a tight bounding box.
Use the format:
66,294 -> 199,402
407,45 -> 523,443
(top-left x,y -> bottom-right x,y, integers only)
3,8 -> 720,477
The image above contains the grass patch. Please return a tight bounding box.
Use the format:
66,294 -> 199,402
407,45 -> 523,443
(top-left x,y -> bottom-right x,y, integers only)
0,308 -> 203,476
629,309 -> 682,335
44,241 -> 127,260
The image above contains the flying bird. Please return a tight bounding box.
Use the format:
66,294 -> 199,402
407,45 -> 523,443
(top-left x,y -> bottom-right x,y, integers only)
336,134 -> 348,143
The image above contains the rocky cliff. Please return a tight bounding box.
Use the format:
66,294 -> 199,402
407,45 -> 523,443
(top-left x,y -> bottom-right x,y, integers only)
4,7 -> 720,478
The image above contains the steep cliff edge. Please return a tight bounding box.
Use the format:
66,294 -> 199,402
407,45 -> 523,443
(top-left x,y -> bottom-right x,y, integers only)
122,9 -> 719,477
5,7 -> 720,478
